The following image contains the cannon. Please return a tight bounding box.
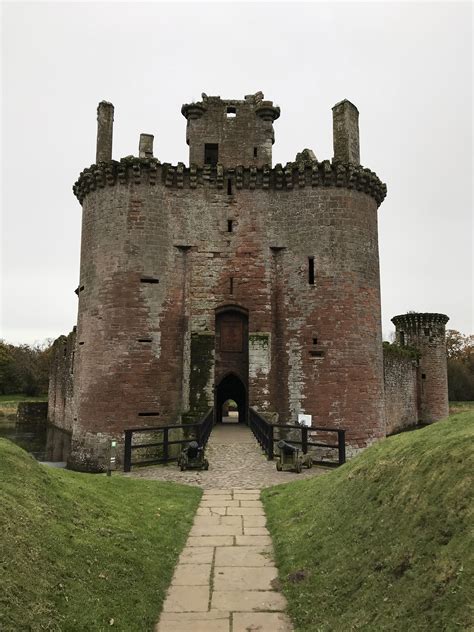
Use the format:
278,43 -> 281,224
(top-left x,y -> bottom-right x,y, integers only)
275,440 -> 313,473
178,440 -> 209,472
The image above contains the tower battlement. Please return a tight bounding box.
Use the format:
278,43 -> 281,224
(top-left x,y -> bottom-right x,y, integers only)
73,156 -> 387,205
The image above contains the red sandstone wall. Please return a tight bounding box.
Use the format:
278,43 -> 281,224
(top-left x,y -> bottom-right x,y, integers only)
383,350 -> 418,434
70,160 -> 385,471
48,330 -> 76,433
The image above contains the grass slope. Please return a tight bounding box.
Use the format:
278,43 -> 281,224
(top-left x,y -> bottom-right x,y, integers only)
0,439 -> 201,631
262,413 -> 473,632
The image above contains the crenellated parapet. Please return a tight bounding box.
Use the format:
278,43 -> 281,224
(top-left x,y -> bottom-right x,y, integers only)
73,156 -> 387,205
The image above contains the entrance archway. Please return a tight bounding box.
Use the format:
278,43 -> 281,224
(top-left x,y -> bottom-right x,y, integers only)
215,373 -> 247,424
214,306 -> 249,424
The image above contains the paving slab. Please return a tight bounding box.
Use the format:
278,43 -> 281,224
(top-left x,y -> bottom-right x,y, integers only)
235,535 -> 273,546
227,507 -> 265,516
190,524 -> 242,537
214,546 -> 274,567
162,585 -> 209,612
233,612 -> 293,632
243,515 -> 267,527
172,563 -> 212,586
187,535 -> 234,547
211,590 -> 287,612
213,566 -> 278,590
244,527 -> 269,536
178,547 -> 214,564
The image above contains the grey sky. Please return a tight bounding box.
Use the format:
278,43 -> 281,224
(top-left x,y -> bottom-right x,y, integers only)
1,1 -> 472,345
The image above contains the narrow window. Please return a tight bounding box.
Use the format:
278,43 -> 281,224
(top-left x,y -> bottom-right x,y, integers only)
400,332 -> 405,346
230,277 -> 234,294
226,106 -> 236,118
310,350 -> 325,358
140,277 -> 159,284
227,179 -> 232,195
312,337 -> 318,345
138,412 -> 160,417
227,219 -> 233,232
71,351 -> 75,375
138,338 -> 152,343
308,257 -> 315,285
79,341 -> 85,346
422,373 -> 426,380
253,147 -> 258,158
204,143 -> 219,165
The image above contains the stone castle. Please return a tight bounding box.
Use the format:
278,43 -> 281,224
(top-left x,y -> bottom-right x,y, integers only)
48,92 -> 449,472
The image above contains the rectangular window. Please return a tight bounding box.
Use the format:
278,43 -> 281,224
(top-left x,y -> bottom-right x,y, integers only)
253,147 -> 258,158
204,143 -> 219,165
227,219 -> 233,232
226,106 -> 236,118
227,179 -> 232,195
138,412 -> 160,417
140,277 -> 159,284
308,257 -> 315,285
400,332 -> 405,346
229,277 -> 234,294
312,337 -> 318,345
310,350 -> 325,358
138,338 -> 152,343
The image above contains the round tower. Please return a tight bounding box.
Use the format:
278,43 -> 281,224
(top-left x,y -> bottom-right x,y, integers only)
391,313 -> 450,423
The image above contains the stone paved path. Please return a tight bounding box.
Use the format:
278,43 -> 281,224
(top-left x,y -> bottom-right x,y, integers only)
156,488 -> 293,632
127,423 -> 326,488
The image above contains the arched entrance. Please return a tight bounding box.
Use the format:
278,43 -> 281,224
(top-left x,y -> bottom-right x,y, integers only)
214,306 -> 249,424
215,373 -> 247,424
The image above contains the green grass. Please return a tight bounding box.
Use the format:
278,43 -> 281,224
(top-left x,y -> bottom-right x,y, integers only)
0,439 -> 201,631
262,413 -> 474,632
0,394 -> 48,415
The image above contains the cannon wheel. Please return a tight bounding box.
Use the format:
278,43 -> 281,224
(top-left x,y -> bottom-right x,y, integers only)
276,459 -> 282,472
295,460 -> 302,474
306,457 -> 313,469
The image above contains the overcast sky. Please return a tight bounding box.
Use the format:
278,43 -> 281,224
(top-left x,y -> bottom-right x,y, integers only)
1,1 -> 472,346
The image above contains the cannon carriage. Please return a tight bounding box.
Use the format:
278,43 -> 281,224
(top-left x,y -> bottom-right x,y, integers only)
275,440 -> 313,473
178,441 -> 209,471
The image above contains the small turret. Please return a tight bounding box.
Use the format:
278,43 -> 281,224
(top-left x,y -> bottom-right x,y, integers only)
181,92 -> 280,168
392,313 -> 450,423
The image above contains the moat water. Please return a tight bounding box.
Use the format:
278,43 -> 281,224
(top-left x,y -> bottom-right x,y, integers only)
0,415 -> 70,463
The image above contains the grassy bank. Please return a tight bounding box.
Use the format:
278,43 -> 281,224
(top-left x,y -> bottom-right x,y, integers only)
0,439 -> 201,631
262,413 -> 473,631
0,393 -> 48,416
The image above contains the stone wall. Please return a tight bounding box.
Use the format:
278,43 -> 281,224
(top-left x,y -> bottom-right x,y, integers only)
383,346 -> 418,435
16,401 -> 48,425
48,330 -> 76,433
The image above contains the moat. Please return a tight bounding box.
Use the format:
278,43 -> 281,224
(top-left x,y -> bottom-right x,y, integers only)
0,416 -> 70,463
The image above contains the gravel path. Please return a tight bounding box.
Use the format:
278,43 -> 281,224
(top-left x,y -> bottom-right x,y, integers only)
126,423 -> 327,489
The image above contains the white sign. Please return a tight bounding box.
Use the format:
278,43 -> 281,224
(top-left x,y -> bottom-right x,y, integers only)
298,414 -> 312,427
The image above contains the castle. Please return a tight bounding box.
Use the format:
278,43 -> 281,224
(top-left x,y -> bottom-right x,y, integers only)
48,92 -> 449,472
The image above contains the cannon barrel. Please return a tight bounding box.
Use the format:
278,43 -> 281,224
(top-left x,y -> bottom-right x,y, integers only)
277,440 -> 299,455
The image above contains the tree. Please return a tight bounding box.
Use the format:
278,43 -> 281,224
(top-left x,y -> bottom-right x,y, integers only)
446,330 -> 474,401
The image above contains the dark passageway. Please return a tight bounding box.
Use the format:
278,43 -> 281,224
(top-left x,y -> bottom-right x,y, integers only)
215,373 -> 247,424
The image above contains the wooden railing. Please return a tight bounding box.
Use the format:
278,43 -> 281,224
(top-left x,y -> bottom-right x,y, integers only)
123,408 -> 214,472
248,407 -> 346,466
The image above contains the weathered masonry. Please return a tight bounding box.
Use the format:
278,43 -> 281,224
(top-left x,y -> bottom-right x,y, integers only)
49,92 -> 450,472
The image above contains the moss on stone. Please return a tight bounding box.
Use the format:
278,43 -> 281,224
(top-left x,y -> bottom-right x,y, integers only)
189,333 -> 214,414
383,341 -> 420,361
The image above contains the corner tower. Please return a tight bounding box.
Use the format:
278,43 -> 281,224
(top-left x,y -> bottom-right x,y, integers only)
392,313 -> 449,422
181,92 -> 280,167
